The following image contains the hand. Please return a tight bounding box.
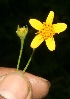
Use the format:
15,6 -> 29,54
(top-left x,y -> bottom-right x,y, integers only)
0,67 -> 50,99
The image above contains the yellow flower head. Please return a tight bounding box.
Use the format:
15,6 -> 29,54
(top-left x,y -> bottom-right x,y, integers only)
29,11 -> 67,51
16,25 -> 28,39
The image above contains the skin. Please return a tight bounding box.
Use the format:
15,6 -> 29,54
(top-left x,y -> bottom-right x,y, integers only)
0,67 -> 50,99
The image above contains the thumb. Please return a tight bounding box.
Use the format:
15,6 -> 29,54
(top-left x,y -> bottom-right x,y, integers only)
0,73 -> 32,99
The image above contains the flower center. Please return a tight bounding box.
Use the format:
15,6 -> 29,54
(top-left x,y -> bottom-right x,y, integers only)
37,22 -> 55,40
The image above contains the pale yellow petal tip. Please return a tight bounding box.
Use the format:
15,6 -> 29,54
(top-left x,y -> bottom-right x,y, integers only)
48,45 -> 55,51
30,42 -> 38,48
60,23 -> 67,33
29,19 -> 32,23
47,46 -> 55,51
49,11 -> 54,14
45,38 -> 56,51
30,42 -> 36,48
49,11 -> 54,17
29,19 -> 34,25
62,23 -> 67,29
30,44 -> 35,49
49,48 -> 55,51
46,11 -> 54,24
64,24 -> 67,29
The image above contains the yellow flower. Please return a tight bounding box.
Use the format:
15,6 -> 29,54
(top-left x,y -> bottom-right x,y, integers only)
29,11 -> 67,51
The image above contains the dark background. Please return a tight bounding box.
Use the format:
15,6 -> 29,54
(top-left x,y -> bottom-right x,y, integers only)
0,0 -> 70,98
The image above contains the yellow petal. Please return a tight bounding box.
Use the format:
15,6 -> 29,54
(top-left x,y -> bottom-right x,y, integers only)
46,11 -> 54,24
53,23 -> 67,34
31,34 -> 44,48
29,19 -> 43,30
45,37 -> 55,51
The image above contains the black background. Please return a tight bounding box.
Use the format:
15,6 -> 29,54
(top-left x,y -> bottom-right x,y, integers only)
0,0 -> 70,98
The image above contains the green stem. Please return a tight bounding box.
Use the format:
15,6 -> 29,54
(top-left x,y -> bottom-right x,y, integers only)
22,49 -> 35,74
16,38 -> 24,71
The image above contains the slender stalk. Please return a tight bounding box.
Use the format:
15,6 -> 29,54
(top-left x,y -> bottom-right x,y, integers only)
22,49 -> 35,74
16,38 -> 24,71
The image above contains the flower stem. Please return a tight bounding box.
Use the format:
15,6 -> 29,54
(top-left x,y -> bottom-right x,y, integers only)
16,38 -> 24,71
22,49 -> 35,74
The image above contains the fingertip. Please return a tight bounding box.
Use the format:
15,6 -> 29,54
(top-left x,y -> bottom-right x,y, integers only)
24,73 -> 50,99
0,72 -> 32,99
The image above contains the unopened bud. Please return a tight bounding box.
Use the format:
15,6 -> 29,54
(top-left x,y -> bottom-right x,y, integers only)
16,25 -> 28,39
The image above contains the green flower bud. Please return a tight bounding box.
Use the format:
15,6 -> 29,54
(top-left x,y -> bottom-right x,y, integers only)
16,25 -> 28,39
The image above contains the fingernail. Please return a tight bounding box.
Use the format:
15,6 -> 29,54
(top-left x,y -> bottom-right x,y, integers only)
26,88 -> 32,99
0,73 -> 32,99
